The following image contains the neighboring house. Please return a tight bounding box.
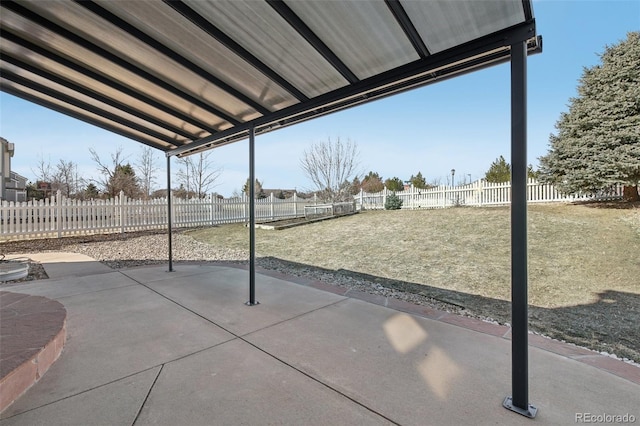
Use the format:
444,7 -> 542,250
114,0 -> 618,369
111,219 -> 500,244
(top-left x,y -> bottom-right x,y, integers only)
1,137 -> 28,202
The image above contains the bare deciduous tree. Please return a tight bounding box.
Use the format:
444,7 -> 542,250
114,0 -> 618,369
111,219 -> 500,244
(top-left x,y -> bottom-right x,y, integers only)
33,153 -> 52,183
300,137 -> 361,202
33,155 -> 83,197
176,151 -> 222,198
136,146 -> 158,199
32,153 -> 53,198
53,159 -> 77,197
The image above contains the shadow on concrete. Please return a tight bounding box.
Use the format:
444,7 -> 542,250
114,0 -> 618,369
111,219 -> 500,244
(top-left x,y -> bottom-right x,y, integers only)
257,257 -> 640,363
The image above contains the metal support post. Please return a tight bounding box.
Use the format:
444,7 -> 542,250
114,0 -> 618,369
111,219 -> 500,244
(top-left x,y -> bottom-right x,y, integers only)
503,40 -> 536,418
246,126 -> 259,306
167,155 -> 174,272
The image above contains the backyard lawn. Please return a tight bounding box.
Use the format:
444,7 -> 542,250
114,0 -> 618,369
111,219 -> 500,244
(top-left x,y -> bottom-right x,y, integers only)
188,202 -> 640,362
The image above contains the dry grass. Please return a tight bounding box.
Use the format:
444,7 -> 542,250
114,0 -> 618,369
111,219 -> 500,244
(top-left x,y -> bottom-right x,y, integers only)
188,203 -> 640,361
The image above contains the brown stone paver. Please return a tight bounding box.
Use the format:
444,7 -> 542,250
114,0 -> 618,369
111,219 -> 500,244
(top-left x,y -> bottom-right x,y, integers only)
0,291 -> 67,412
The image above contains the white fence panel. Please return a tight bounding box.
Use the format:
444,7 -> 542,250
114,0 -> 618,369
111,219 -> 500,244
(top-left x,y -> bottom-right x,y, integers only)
0,181 -> 627,241
355,179 -> 625,210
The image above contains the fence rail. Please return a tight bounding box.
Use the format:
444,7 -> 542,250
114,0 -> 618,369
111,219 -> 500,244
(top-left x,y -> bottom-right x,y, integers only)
0,179 -> 626,240
355,179 -> 625,210
0,192 -> 315,240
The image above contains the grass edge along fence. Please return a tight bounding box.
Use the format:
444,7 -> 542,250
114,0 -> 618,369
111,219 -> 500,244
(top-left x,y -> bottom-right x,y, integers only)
356,178 -> 624,210
0,179 -> 624,240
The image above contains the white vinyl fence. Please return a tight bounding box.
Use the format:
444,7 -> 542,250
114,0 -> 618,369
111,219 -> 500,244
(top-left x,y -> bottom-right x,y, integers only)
0,192 -> 315,240
0,180 -> 626,240
355,178 -> 625,210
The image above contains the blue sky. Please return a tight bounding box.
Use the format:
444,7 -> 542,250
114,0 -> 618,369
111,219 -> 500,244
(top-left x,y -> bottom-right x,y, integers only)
1,1 -> 638,197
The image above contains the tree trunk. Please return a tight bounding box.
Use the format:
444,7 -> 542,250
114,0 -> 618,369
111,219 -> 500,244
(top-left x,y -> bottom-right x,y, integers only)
622,185 -> 640,202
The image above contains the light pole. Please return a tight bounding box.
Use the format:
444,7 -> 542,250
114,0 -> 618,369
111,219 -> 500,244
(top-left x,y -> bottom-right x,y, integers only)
451,169 -> 455,187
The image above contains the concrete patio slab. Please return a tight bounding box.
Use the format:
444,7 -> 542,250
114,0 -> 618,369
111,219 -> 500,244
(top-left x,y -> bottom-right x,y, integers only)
135,339 -> 391,426
246,297 -> 639,425
0,367 -> 160,426
1,283 -> 235,416
120,263 -> 225,284
1,263 -> 638,425
145,267 -> 347,336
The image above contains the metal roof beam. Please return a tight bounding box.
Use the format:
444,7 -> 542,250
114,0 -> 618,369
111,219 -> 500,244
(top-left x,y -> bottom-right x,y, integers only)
385,0 -> 430,59
0,84 -> 172,152
170,20 -> 538,157
76,0 -> 271,116
1,0 -> 241,127
0,30 -> 217,135
1,69 -> 184,146
1,54 -> 198,140
163,0 -> 309,103
265,0 -> 359,84
522,0 -> 534,21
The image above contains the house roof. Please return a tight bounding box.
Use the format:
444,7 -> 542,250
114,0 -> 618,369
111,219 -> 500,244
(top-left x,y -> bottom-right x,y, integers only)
0,1 -> 540,157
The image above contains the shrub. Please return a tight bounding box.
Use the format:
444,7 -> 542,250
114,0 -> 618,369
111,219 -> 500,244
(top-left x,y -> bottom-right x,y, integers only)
385,193 -> 403,210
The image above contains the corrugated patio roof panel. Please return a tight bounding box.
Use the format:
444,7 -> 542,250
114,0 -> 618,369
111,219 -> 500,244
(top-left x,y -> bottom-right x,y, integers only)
402,0 -> 526,54
183,0 -> 350,99
285,0 -> 420,80
0,5 -> 230,133
19,0 -> 261,124
93,0 -> 299,114
0,38 -> 207,140
0,0 -> 539,156
0,61 -> 191,145
0,78 -> 179,151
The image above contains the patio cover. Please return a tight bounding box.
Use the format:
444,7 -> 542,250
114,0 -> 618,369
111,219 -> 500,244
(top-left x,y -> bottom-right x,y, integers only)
0,0 -> 541,418
1,0 -> 539,156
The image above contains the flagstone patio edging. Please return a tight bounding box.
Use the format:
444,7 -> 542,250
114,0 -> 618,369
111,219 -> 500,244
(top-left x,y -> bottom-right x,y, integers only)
0,292 -> 67,413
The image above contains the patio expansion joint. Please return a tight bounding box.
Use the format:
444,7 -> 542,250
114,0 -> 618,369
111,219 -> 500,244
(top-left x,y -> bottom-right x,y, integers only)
239,297 -> 349,339
55,282 -> 141,301
122,274 -> 399,424
0,364 -> 163,421
1,335 -> 245,421
119,265 -> 231,283
131,364 -> 163,426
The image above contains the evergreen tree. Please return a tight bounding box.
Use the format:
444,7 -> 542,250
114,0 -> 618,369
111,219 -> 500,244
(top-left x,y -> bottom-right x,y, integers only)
484,156 -> 511,183
243,178 -> 266,198
384,193 -> 403,210
108,164 -> 142,198
385,177 -> 404,191
539,32 -> 640,201
484,156 -> 540,183
84,183 -> 100,199
409,172 -> 428,189
26,182 -> 45,200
